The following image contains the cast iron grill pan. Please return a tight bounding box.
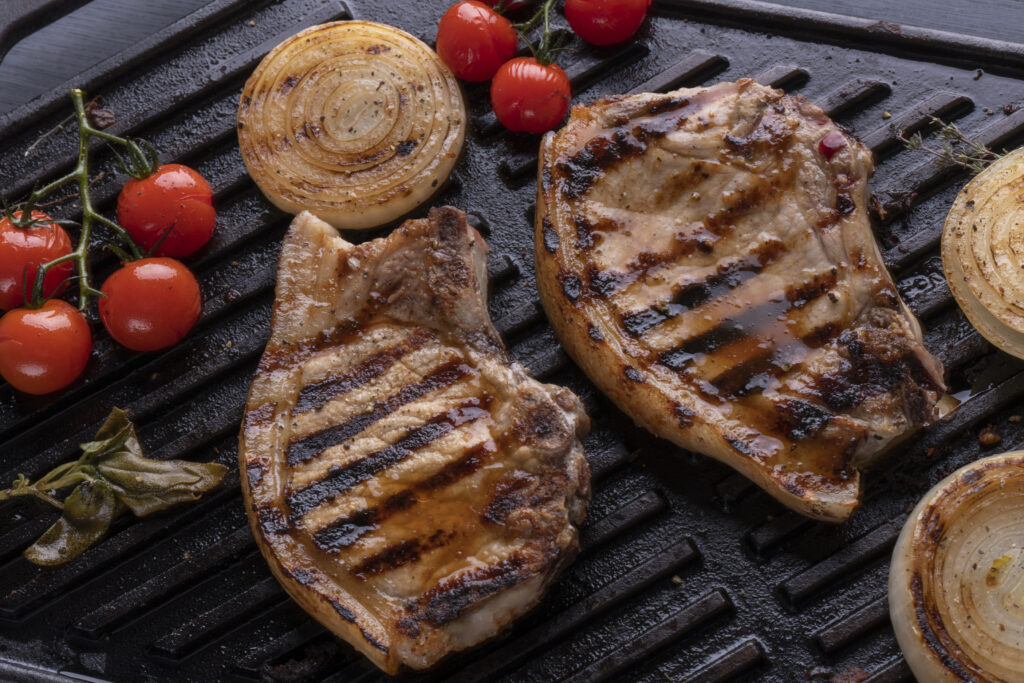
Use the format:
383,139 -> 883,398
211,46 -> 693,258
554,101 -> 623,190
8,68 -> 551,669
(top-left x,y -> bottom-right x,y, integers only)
2,0 -> 1024,680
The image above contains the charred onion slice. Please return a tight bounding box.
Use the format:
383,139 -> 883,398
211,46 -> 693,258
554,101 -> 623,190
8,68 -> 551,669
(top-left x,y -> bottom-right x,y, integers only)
890,452 -> 1024,682
942,147 -> 1024,359
237,21 -> 466,230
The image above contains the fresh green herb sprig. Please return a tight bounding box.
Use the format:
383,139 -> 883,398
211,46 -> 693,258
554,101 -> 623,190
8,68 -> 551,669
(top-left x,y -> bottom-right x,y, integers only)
0,408 -> 227,566
1,88 -> 155,310
514,0 -> 569,65
899,115 -> 1004,175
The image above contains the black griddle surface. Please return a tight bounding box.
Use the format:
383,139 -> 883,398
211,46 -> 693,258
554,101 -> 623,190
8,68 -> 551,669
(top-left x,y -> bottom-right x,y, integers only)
2,1 -> 1024,681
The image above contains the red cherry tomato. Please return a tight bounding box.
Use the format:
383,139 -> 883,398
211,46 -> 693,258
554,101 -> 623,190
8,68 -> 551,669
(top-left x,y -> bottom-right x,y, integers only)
436,1 -> 518,82
564,0 -> 652,45
490,57 -> 571,133
98,258 -> 201,352
117,164 -> 215,259
0,211 -> 73,310
0,299 -> 91,394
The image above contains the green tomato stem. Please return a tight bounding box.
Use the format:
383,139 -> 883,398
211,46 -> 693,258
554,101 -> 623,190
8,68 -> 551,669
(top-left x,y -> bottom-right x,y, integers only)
21,89 -> 146,310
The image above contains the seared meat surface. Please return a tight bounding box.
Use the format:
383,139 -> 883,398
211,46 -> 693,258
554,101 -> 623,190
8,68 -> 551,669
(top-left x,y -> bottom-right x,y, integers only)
535,79 -> 943,522
240,207 -> 590,673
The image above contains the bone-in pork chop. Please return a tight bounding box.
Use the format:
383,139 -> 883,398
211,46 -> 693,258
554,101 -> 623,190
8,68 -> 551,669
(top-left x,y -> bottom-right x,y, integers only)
240,207 -> 590,672
535,79 -> 943,522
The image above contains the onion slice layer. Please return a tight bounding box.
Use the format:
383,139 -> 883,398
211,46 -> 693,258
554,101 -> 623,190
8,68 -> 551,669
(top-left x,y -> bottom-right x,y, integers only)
942,147 -> 1024,359
890,451 -> 1024,682
237,21 -> 466,230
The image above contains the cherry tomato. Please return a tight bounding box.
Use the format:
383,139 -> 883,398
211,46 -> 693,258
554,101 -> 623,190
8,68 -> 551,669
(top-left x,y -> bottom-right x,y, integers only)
0,299 -> 91,394
0,211 -> 73,310
490,57 -> 571,133
436,1 -> 518,82
117,164 -> 215,259
564,0 -> 652,46
98,258 -> 201,352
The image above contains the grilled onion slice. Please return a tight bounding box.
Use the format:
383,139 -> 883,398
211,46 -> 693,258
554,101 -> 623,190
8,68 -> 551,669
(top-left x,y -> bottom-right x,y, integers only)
890,452 -> 1024,682
237,21 -> 466,230
942,147 -> 1024,359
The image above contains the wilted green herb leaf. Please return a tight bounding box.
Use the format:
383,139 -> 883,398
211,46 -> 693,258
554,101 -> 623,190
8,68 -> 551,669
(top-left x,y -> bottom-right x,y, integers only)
97,451 -> 227,516
24,480 -> 120,566
1,407 -> 228,566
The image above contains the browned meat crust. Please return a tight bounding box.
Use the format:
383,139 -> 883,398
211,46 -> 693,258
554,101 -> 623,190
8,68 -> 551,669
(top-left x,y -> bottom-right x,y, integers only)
240,207 -> 590,672
535,79 -> 943,522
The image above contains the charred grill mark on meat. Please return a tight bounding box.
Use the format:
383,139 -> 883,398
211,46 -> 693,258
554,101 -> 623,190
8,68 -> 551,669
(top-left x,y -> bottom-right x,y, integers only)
242,208 -> 590,673
287,399 -> 490,518
313,440 -> 496,552
620,239 -> 788,336
293,329 -> 432,414
286,361 -> 472,466
535,79 -> 944,521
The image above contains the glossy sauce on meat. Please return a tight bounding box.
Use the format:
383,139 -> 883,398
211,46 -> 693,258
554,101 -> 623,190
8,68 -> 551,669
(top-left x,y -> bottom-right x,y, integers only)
535,79 -> 944,522
241,208 -> 590,673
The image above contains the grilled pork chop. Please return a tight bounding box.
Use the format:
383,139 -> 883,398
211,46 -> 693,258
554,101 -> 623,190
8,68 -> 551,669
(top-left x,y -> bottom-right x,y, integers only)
240,207 -> 590,673
535,79 -> 944,522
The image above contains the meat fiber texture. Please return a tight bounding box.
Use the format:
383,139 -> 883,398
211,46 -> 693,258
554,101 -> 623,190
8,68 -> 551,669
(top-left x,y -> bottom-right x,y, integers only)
240,207 -> 590,672
535,79 -> 944,522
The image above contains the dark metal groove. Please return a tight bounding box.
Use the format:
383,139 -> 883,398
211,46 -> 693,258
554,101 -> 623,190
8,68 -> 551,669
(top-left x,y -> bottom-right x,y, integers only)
813,595 -> 890,654
628,51 -> 730,95
454,539 -> 699,683
562,589 -> 732,683
687,638 -> 767,682
779,519 -> 902,604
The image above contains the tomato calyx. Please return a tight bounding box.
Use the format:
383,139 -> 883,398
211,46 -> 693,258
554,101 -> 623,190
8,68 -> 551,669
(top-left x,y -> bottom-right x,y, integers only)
107,136 -> 160,180
514,0 -> 567,66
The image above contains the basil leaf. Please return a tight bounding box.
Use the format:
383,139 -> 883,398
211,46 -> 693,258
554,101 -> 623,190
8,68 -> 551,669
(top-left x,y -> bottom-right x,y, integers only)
96,451 -> 227,517
24,480 -> 119,566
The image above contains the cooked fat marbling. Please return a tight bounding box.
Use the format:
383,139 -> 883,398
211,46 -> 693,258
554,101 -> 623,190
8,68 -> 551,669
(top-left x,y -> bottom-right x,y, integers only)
535,79 -> 944,522
240,207 -> 590,673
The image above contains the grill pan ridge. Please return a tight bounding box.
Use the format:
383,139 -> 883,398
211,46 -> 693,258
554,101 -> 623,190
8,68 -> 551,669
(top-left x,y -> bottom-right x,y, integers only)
3,0 -> 1024,681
